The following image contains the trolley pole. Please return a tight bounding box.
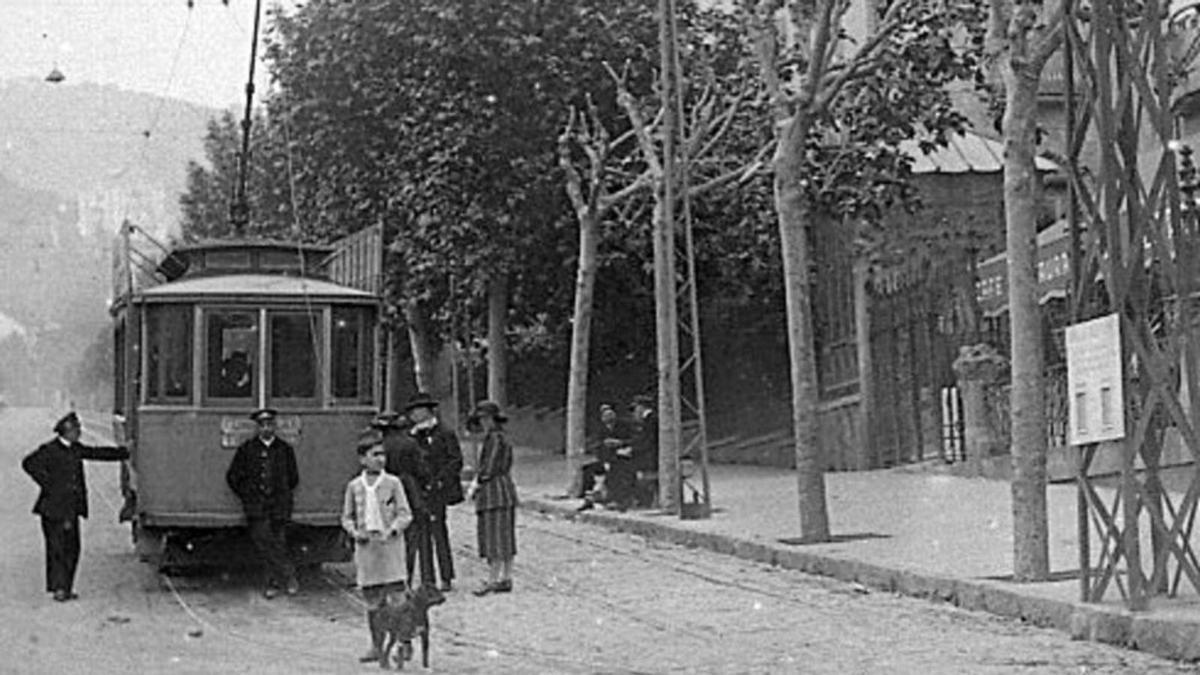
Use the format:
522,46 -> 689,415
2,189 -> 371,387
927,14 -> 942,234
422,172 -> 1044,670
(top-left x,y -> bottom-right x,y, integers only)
230,0 -> 264,234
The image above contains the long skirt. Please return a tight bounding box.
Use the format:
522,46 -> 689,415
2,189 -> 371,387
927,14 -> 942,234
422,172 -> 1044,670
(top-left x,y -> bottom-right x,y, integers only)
476,507 -> 516,561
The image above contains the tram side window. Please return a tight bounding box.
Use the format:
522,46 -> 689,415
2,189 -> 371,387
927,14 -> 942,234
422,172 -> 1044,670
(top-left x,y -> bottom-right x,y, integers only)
269,311 -> 319,403
113,320 -> 125,414
332,307 -> 374,404
207,310 -> 257,400
146,305 -> 192,402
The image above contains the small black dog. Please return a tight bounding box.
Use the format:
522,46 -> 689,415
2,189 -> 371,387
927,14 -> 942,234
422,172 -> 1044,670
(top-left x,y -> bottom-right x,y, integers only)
375,584 -> 445,669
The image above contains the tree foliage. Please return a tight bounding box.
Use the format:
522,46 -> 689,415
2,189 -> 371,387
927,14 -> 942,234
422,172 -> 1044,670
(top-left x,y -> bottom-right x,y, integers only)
261,0 -> 664,331
179,110 -> 300,241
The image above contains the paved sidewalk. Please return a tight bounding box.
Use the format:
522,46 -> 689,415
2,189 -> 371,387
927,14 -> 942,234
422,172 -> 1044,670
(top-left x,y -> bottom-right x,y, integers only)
509,447 -> 1200,663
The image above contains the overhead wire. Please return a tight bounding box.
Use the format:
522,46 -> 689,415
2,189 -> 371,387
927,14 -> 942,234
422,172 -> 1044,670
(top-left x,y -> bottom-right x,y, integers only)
144,6 -> 194,139
86,1 -> 196,193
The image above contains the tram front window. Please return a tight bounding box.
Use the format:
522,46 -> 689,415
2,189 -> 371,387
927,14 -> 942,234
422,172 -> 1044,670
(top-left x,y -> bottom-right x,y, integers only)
269,311 -> 319,403
147,305 -> 192,402
207,310 -> 257,400
332,307 -> 374,404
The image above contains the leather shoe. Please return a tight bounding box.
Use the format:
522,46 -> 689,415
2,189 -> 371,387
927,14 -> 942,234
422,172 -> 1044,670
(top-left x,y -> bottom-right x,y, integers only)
576,499 -> 595,512
493,580 -> 512,593
472,583 -> 496,597
52,590 -> 69,602
358,649 -> 380,663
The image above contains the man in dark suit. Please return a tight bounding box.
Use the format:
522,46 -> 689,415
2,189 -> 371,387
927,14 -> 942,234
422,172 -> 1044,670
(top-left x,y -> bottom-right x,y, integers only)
372,410 -> 436,591
226,408 -> 300,599
21,411 -> 129,602
577,403 -> 635,511
403,393 -> 463,592
630,394 -> 660,477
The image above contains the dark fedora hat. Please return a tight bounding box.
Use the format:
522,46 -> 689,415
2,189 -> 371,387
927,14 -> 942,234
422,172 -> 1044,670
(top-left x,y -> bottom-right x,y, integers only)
53,411 -> 80,435
468,400 -> 508,424
249,408 -> 279,422
356,427 -> 384,451
402,392 -> 439,413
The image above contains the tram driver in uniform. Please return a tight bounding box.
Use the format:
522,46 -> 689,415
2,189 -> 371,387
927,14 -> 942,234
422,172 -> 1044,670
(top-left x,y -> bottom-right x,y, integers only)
226,408 -> 300,599
21,411 -> 129,602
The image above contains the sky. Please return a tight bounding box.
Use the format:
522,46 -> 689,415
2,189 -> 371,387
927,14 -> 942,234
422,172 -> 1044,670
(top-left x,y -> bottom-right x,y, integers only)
1,0 -> 301,111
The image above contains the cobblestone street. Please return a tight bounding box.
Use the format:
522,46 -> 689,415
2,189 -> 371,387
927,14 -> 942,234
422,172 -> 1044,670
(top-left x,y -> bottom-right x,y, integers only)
432,508 -> 1196,674
0,408 -> 1196,673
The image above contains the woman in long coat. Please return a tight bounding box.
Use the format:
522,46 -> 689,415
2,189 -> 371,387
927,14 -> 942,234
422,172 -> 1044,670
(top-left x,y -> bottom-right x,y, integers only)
465,401 -> 517,596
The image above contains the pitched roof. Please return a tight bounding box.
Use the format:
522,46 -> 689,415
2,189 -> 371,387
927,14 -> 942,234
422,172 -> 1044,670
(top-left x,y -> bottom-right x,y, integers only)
901,131 -> 1059,174
139,274 -> 378,301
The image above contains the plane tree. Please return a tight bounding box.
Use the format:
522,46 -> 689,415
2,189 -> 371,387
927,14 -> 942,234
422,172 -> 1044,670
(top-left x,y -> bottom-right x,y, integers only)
745,0 -> 983,541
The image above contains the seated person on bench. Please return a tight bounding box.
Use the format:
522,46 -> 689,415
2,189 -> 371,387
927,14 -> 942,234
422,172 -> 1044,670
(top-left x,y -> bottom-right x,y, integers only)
577,403 -> 634,511
602,394 -> 658,511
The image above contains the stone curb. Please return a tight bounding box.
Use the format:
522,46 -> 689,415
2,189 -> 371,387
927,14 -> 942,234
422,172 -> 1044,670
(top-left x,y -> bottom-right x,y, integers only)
520,497 -> 1200,663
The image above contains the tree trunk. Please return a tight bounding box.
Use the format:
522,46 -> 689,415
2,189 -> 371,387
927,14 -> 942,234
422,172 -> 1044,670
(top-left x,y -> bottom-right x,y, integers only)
1003,73 -> 1049,581
775,119 -> 831,543
487,274 -> 508,408
564,213 -> 601,497
654,0 -> 682,515
652,195 -> 683,514
853,258 -> 875,470
386,328 -> 402,413
404,300 -> 439,395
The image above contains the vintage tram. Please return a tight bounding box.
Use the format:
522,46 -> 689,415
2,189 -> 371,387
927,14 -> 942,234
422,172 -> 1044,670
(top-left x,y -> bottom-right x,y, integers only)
111,231 -> 382,569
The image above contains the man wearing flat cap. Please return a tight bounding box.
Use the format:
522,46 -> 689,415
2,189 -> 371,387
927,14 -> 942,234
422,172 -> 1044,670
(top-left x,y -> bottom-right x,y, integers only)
226,408 -> 300,598
22,411 -> 129,602
402,392 -> 463,591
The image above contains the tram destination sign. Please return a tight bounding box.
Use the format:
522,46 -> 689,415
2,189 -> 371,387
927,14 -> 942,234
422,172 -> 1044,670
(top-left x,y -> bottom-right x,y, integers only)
1065,313 -> 1125,445
220,415 -> 302,449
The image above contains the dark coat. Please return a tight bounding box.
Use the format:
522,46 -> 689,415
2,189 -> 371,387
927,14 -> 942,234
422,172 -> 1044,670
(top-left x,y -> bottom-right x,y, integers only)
22,438 -> 128,520
592,418 -> 635,464
474,429 -> 517,512
225,435 -> 299,521
383,430 -> 430,516
632,412 -> 659,473
409,421 -> 464,507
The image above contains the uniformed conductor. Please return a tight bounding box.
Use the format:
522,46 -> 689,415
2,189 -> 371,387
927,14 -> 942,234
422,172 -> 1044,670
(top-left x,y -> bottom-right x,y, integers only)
21,411 -> 129,602
226,408 -> 300,599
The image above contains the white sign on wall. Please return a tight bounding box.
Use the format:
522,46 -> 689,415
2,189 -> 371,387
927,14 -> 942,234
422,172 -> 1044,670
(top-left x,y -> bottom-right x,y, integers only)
1065,313 -> 1125,445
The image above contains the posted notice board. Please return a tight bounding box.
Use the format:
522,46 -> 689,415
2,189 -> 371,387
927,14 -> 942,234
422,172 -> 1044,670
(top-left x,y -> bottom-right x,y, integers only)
1065,313 -> 1125,445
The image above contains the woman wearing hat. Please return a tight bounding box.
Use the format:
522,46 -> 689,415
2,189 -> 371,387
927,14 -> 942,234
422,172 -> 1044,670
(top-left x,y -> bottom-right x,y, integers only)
465,401 -> 518,596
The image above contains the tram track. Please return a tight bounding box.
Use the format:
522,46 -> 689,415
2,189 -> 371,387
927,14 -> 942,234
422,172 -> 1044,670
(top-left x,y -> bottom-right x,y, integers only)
77,414 -> 719,671
80,419 -> 646,672
315,565 -> 644,674
448,528 -> 721,644
81,418 -> 362,669
516,513 -> 834,610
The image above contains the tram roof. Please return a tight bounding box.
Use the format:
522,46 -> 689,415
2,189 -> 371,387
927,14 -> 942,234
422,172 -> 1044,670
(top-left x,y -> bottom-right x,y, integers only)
137,274 -> 378,302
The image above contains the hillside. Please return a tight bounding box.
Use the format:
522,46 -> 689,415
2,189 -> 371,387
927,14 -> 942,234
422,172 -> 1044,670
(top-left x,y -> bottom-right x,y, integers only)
0,80 -> 218,404
0,79 -> 215,202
